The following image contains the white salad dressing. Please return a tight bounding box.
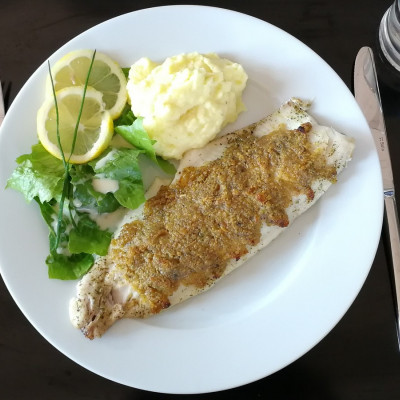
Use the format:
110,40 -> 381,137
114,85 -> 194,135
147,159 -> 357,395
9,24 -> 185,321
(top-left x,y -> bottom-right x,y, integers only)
94,148 -> 118,169
88,207 -> 128,231
73,198 -> 83,208
92,178 -> 119,194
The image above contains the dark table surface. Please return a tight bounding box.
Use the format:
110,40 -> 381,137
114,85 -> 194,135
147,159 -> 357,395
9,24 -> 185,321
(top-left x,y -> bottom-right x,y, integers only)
1,0 -> 400,399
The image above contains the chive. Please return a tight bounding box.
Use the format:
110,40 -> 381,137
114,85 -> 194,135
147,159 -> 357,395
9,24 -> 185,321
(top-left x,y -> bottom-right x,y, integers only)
68,49 -> 97,163
48,61 -> 65,167
48,50 -> 97,251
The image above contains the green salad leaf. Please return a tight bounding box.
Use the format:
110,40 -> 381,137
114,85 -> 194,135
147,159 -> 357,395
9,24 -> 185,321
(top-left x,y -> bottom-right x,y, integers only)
6,143 -> 65,203
68,213 -> 112,256
122,67 -> 130,80
114,111 -> 176,175
113,103 -> 135,126
115,118 -> 156,159
89,147 -> 145,209
47,253 -> 94,280
35,197 -> 112,279
70,164 -> 120,214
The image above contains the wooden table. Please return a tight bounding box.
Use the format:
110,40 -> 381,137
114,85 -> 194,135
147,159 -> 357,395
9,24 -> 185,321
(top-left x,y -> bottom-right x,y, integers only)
1,1 -> 400,398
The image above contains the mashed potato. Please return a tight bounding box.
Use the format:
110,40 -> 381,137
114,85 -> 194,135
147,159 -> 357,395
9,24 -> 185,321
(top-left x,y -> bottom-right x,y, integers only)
127,52 -> 248,159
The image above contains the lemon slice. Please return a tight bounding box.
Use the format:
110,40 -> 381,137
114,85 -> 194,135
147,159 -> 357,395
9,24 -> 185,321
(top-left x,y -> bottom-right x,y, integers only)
46,50 -> 127,119
37,86 -> 114,164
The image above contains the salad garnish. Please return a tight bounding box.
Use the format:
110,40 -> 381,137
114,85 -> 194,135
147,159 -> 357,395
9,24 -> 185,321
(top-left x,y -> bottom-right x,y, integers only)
6,50 -> 175,280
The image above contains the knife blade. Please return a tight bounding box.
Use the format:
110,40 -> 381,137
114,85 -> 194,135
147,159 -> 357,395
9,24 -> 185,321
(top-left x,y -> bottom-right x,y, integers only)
0,80 -> 4,127
354,46 -> 400,350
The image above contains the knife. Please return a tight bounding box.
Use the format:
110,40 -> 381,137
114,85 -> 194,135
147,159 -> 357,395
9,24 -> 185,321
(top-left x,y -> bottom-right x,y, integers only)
0,80 -> 4,126
354,46 -> 400,350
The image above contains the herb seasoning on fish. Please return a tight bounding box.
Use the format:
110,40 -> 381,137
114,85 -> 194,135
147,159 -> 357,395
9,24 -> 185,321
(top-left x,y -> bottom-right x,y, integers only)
110,122 -> 337,314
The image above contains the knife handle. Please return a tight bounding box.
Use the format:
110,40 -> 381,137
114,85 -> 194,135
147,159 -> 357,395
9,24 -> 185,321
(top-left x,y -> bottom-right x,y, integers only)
384,195 -> 400,349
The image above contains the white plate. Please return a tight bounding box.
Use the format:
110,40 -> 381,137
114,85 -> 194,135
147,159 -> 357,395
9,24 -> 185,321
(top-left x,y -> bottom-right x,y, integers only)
0,5 -> 383,394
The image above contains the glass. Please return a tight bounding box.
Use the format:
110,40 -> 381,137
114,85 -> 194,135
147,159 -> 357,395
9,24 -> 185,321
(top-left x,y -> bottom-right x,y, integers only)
377,1 -> 400,90
379,1 -> 400,71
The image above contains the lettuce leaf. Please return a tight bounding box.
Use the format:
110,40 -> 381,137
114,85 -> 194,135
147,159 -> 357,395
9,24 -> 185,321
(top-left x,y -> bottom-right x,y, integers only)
36,198 -> 111,279
68,213 -> 112,256
89,147 -> 145,210
70,164 -> 120,214
113,103 -> 135,126
114,114 -> 176,175
122,67 -> 130,80
115,118 -> 156,160
6,143 -> 65,203
47,252 -> 94,280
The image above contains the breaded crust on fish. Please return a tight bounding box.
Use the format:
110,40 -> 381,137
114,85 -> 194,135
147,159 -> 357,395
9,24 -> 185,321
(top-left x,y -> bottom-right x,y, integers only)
69,98 -> 355,339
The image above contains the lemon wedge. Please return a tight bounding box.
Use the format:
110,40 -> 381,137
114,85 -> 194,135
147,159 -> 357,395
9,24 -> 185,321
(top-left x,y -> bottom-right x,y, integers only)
46,50 -> 127,119
37,86 -> 114,164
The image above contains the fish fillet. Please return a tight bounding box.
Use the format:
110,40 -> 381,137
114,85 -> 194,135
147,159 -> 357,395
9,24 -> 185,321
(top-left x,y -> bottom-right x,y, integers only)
69,98 -> 355,339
